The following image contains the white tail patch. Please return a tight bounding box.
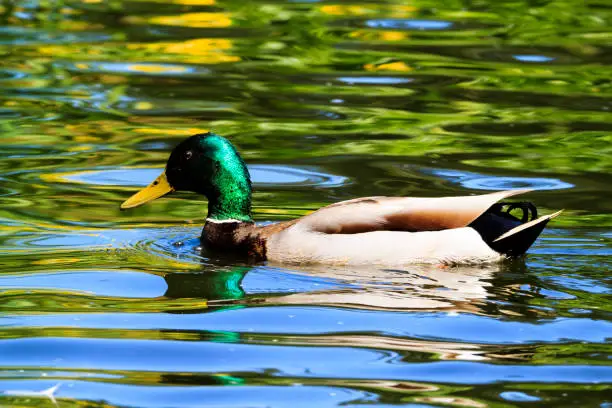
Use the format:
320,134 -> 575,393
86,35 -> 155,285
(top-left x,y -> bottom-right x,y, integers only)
493,210 -> 563,242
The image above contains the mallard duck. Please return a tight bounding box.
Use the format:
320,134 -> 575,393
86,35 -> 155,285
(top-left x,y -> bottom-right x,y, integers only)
121,132 -> 561,265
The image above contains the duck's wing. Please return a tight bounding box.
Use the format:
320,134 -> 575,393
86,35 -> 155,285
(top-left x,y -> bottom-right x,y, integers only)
262,189 -> 559,264
298,189 -> 532,234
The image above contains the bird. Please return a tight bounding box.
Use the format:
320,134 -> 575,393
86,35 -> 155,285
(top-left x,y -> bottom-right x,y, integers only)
121,132 -> 561,265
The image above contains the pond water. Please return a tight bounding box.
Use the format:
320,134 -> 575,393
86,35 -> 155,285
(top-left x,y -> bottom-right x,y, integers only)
1,0 -> 611,407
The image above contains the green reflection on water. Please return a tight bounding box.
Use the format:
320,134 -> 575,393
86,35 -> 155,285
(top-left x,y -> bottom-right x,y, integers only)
0,0 -> 611,407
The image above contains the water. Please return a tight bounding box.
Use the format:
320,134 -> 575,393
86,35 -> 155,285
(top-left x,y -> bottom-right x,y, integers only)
1,0 -> 611,406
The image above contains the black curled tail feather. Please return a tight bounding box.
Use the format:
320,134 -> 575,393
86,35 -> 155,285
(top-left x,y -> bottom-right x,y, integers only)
469,201 -> 559,257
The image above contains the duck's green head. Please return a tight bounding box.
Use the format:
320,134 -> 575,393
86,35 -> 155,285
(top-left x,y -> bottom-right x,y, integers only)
121,133 -> 253,222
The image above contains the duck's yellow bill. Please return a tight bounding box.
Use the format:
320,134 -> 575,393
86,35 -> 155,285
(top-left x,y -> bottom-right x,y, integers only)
120,171 -> 174,209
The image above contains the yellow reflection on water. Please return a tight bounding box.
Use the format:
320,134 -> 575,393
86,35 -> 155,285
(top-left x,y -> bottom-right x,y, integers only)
133,101 -> 155,111
391,5 -> 418,16
127,64 -> 189,74
320,5 -> 417,16
37,38 -> 238,64
320,5 -> 376,16
72,135 -> 101,143
350,30 -> 409,42
133,127 -> 209,136
67,145 -> 93,152
162,38 -> 233,55
364,61 -> 412,72
125,12 -> 232,28
132,38 -> 240,64
381,31 -> 409,41
32,258 -> 81,265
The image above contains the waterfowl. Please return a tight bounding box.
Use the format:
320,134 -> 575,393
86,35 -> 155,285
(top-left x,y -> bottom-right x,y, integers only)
121,132 -> 561,265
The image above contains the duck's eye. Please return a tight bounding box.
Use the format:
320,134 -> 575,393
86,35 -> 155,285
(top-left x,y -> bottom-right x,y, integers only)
184,150 -> 193,160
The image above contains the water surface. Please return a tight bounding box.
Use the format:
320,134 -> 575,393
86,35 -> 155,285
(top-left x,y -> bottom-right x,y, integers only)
0,0 -> 611,407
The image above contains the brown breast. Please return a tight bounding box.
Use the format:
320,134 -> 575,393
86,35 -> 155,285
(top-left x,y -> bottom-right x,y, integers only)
202,219 -> 301,261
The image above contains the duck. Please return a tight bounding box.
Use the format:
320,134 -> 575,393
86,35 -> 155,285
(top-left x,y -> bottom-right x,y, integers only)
121,132 -> 561,265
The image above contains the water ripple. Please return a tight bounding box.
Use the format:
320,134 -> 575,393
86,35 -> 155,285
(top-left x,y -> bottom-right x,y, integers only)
0,380 -> 374,408
1,0 -> 611,406
3,307 -> 610,344
51,165 -> 348,188
425,168 -> 574,191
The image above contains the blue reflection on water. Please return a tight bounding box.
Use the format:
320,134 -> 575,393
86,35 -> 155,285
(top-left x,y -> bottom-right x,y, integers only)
5,307 -> 610,344
241,267 -> 350,293
64,61 -> 209,77
427,168 -> 573,190
0,380 -> 374,408
1,337 -> 611,383
513,55 -> 556,63
337,77 -> 413,85
0,271 -> 166,298
366,19 -> 453,30
500,391 -> 541,402
0,26 -> 111,45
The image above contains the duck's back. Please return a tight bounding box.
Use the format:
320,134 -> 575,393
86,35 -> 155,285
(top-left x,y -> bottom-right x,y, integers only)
256,190 -> 559,265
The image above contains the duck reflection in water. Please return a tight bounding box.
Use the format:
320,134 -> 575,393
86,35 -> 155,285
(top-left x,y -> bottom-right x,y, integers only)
161,253 -> 533,314
160,256 -> 542,363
